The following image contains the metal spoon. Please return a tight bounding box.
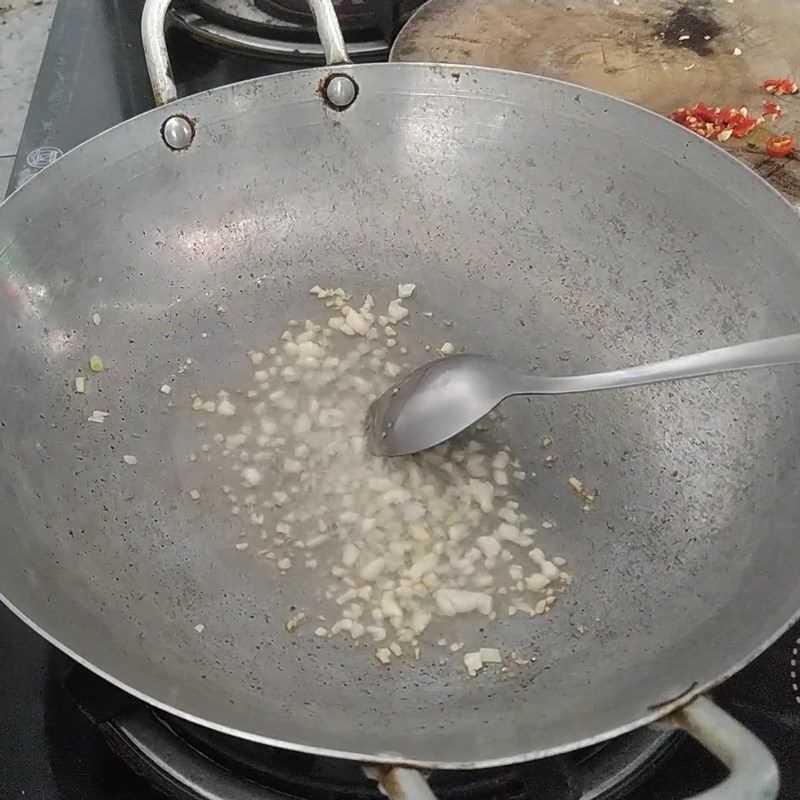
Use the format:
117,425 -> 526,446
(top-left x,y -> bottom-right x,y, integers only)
366,334 -> 800,457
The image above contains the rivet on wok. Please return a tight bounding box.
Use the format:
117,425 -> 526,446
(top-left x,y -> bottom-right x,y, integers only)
162,115 -> 195,150
324,75 -> 357,110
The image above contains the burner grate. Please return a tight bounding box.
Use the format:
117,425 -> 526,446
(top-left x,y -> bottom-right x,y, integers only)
171,0 -> 424,60
103,703 -> 676,800
60,656 -> 676,800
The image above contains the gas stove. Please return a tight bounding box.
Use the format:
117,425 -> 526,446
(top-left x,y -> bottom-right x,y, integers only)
3,2 -> 800,798
3,598 -> 800,800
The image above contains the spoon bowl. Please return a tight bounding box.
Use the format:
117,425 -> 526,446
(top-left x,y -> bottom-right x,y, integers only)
366,355 -> 518,456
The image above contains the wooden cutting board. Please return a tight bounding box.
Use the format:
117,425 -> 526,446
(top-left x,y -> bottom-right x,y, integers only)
390,0 -> 800,203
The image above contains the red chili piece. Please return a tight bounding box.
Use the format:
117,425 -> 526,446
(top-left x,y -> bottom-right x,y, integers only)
765,135 -> 794,158
763,100 -> 783,117
763,78 -> 798,96
731,115 -> 758,138
668,102 -> 761,141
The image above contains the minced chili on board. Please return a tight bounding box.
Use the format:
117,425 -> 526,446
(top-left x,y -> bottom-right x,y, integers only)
763,78 -> 798,96
668,102 -> 762,141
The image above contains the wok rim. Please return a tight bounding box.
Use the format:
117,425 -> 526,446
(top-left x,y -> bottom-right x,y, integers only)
2,61 -> 799,769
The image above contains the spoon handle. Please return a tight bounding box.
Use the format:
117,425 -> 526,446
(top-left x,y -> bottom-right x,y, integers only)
514,333 -> 800,395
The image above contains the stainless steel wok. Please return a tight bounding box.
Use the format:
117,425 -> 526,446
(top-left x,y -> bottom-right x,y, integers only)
0,1 -> 798,797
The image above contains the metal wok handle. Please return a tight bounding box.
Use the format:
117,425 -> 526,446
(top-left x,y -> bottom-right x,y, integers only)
662,696 -> 779,800
372,697 -> 778,800
141,0 -> 351,106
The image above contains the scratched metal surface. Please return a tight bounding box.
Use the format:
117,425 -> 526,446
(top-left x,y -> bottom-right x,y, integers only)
0,64 -> 800,767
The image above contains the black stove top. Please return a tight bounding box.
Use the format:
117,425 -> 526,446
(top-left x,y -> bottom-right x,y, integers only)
4,2 -> 800,798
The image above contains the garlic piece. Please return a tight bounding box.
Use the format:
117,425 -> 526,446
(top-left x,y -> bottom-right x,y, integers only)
397,283 -> 416,299
463,651 -> 483,676
217,399 -> 236,417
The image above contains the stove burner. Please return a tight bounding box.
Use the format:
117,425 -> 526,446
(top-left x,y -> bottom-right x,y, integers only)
104,707 -> 676,800
252,0 -> 379,30
58,668 -> 674,800
169,713 -> 677,800
173,0 -> 424,61
58,654 -> 676,800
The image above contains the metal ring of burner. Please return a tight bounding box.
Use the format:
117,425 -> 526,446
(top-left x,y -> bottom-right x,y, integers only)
103,706 -> 679,800
169,8 -> 389,60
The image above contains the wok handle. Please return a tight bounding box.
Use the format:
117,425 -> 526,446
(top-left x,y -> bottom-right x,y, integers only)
141,0 -> 177,107
371,696 -> 779,800
141,0 -> 351,107
661,696 -> 779,800
307,0 -> 351,66
369,766 -> 438,800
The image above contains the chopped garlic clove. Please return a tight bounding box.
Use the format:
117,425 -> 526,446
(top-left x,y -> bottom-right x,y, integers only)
463,651 -> 483,676
217,399 -> 236,416
479,647 -> 502,664
397,283 -> 416,299
387,299 -> 408,322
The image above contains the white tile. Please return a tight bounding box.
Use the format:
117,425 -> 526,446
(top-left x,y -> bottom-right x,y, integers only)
0,0 -> 57,156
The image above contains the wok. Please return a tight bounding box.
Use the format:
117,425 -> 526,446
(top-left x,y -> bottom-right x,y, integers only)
0,0 -> 798,796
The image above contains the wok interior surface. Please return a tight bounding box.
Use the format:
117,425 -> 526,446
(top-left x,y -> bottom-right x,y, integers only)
1,65 -> 800,767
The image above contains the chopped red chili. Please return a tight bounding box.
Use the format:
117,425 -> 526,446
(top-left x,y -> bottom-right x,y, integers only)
668,102 -> 761,142
668,108 -> 689,124
763,78 -> 798,96
763,100 -> 783,117
692,101 -> 719,123
731,116 -> 759,138
765,135 -> 794,158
